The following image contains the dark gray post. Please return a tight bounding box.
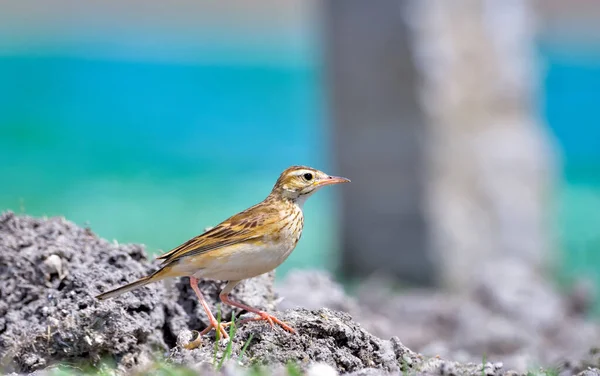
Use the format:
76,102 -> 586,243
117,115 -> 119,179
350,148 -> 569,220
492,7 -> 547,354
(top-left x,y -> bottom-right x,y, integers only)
322,0 -> 436,285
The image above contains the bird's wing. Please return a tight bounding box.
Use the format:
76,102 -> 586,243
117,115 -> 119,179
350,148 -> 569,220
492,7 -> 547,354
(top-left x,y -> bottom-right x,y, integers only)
156,202 -> 279,264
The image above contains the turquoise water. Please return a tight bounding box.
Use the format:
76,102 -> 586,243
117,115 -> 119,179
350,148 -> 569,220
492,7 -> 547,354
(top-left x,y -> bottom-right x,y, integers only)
1,42 -> 600,288
539,42 -> 600,295
0,56 -> 339,276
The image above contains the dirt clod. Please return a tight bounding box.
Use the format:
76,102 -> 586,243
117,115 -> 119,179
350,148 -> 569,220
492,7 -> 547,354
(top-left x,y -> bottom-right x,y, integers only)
0,211 -> 274,374
2,211 -> 600,376
170,308 -> 416,373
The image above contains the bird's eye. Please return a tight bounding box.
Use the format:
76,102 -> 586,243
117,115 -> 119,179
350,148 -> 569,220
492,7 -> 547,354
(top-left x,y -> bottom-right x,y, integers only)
303,173 -> 313,181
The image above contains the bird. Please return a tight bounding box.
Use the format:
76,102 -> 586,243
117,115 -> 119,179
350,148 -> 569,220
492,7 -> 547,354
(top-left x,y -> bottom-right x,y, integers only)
95,165 -> 349,345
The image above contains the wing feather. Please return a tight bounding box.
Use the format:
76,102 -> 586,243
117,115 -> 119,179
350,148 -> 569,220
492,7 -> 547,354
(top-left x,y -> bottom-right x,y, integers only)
156,202 -> 279,265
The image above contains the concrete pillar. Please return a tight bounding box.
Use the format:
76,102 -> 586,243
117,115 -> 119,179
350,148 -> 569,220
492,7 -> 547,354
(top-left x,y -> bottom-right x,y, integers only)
323,0 -> 436,285
409,0 -> 556,290
324,0 -> 555,289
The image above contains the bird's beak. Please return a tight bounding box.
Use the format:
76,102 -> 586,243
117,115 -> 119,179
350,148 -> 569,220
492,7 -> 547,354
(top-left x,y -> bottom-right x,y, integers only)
317,175 -> 351,187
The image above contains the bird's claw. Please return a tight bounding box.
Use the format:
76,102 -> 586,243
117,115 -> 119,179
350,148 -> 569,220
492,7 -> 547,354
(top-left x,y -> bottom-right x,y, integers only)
238,312 -> 296,334
206,321 -> 230,340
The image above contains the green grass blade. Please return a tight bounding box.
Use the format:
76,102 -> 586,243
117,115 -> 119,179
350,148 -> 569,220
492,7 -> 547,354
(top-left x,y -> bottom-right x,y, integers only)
217,311 -> 237,370
238,333 -> 254,362
481,353 -> 487,376
286,361 -> 302,376
213,305 -> 222,367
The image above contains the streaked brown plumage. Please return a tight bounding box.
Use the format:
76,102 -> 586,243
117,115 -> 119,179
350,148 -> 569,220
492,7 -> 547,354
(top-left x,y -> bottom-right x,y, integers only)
96,165 -> 349,346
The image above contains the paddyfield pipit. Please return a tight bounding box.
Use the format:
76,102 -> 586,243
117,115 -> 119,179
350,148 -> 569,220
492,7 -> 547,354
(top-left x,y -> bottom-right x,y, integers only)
96,165 -> 349,344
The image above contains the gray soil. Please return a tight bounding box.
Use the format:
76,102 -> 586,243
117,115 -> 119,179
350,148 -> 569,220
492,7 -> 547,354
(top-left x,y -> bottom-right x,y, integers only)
0,211 -> 273,374
276,269 -> 600,375
0,211 -> 599,376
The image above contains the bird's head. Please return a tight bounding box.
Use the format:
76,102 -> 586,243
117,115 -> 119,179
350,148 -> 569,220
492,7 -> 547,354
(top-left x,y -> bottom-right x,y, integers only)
270,165 -> 350,203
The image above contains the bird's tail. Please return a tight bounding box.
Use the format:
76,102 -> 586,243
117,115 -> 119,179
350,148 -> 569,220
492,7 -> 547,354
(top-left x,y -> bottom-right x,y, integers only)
95,275 -> 154,300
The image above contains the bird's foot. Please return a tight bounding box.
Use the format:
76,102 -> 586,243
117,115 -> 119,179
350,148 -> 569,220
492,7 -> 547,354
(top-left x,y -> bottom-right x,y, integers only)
201,319 -> 230,339
183,321 -> 229,350
238,312 -> 296,334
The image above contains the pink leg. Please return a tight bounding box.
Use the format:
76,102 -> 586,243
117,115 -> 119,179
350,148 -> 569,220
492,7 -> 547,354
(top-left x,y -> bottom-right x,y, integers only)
219,281 -> 296,334
184,277 -> 229,349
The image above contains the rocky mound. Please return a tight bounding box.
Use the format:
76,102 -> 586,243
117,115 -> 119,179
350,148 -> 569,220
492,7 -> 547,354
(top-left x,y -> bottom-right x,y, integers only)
170,308 -> 416,373
276,269 -> 600,375
1,211 -> 599,376
0,211 -> 274,374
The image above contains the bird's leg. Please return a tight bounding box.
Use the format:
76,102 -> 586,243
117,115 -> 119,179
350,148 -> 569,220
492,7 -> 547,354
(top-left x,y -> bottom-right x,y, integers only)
184,277 -> 229,349
219,280 -> 296,334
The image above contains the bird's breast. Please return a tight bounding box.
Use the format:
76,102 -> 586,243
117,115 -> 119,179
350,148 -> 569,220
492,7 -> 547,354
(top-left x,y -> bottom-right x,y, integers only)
189,207 -> 304,281
269,206 -> 303,245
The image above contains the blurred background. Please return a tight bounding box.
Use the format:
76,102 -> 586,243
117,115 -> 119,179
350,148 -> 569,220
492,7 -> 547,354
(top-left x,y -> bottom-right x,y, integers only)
1,0 -> 600,310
